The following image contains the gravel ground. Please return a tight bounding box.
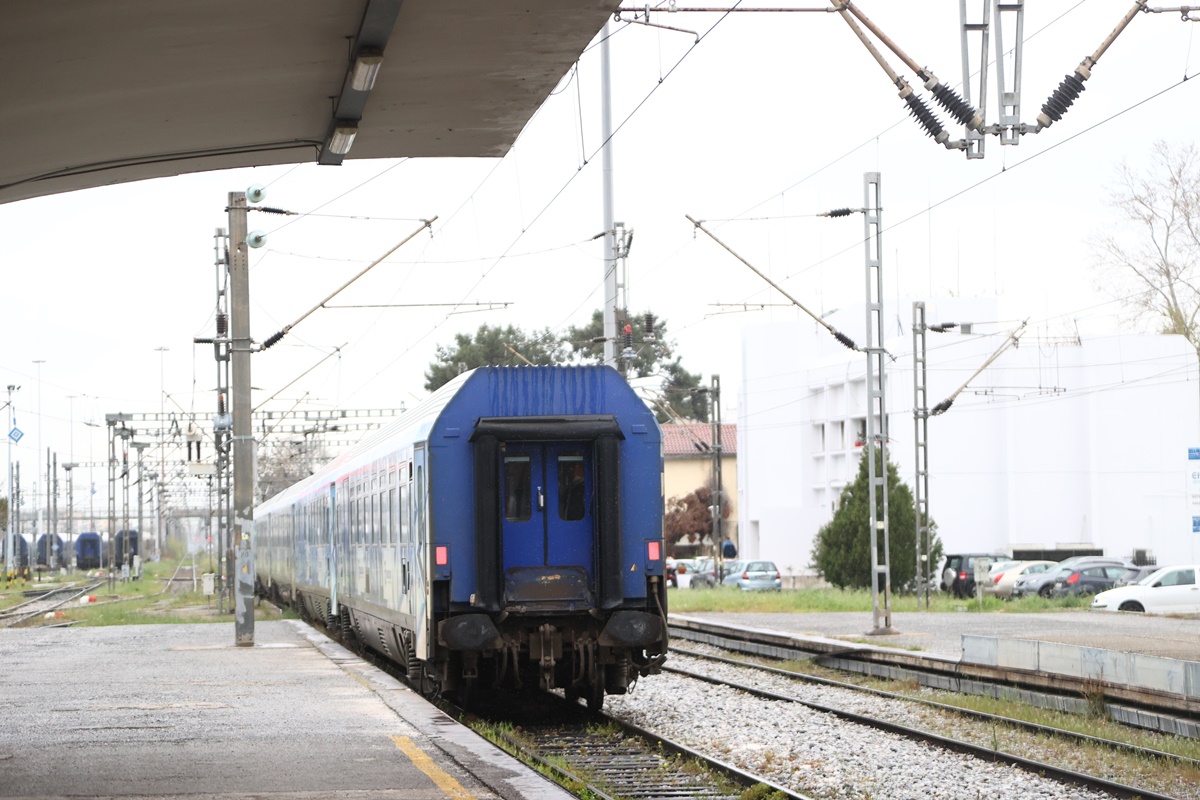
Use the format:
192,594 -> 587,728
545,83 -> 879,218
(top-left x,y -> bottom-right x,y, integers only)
604,645 -> 1196,800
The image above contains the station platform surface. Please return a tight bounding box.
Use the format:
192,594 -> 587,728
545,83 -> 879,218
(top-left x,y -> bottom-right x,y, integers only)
673,609 -> 1200,662
0,620 -> 573,800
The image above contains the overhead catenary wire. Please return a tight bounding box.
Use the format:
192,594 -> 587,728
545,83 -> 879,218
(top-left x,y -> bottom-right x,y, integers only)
253,344 -> 346,413
687,214 -> 859,351
259,216 -> 437,351
342,10 -> 738,403
931,320 -> 1028,415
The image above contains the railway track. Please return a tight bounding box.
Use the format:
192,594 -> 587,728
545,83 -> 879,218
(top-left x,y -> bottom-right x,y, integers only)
668,614 -> 1200,736
314,605 -> 1200,799
661,644 -> 1192,800
0,581 -> 104,628
348,616 -> 1186,800
487,713 -> 804,800
344,620 -> 803,800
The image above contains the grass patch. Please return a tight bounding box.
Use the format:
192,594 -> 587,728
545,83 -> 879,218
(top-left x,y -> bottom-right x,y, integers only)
667,585 -> 1093,614
4,557 -> 295,627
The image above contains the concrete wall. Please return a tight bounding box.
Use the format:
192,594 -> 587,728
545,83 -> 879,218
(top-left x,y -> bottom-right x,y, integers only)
962,634 -> 1200,700
737,298 -> 1200,575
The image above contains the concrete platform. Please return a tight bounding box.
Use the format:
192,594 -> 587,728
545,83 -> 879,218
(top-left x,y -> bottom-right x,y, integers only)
676,609 -> 1200,661
0,620 -> 572,800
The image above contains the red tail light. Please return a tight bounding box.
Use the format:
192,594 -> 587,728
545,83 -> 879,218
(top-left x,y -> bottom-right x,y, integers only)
647,541 -> 661,561
742,571 -> 749,580
773,572 -> 781,580
959,571 -> 968,580
993,573 -> 1004,585
1066,573 -> 1079,585
435,546 -> 448,566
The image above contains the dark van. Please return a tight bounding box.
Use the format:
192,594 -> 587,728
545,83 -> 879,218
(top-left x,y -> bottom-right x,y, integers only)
941,553 -> 1009,598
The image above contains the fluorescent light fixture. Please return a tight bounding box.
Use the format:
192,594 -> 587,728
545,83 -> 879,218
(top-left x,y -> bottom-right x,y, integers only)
350,49 -> 384,91
328,122 -> 358,155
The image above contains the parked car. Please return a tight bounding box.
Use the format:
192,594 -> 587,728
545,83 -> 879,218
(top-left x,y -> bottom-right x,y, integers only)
667,558 -> 702,588
690,558 -> 742,589
940,553 -> 1010,598
734,560 -> 782,591
1011,556 -> 1127,599
981,560 -> 1057,599
1113,565 -> 1160,588
1091,565 -> 1200,613
1052,562 -> 1130,597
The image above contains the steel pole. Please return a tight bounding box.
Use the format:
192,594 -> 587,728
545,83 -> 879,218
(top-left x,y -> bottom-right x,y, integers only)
600,20 -> 617,369
228,192 -> 256,645
5,385 -> 16,586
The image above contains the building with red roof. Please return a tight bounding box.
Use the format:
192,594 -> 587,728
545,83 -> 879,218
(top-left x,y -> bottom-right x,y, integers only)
661,422 -> 738,559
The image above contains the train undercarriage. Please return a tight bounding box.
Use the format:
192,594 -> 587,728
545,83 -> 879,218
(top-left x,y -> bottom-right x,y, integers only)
282,585 -> 667,711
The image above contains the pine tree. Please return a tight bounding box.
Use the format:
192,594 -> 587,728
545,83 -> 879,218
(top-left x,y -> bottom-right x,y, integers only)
811,446 -> 941,591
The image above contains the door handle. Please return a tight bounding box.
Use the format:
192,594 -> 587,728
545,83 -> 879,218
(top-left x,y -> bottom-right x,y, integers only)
537,485 -> 545,511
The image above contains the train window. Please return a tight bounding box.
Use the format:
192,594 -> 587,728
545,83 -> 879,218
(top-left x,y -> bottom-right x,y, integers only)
356,498 -> 364,546
399,483 -> 410,542
416,465 -> 426,537
504,456 -> 531,522
557,455 -> 586,521
370,494 -> 378,545
388,487 -> 396,545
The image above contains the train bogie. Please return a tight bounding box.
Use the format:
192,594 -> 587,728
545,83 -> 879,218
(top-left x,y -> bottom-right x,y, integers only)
256,366 -> 667,709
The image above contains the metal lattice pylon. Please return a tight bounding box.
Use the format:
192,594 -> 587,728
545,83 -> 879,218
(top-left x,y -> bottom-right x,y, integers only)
863,172 -> 897,635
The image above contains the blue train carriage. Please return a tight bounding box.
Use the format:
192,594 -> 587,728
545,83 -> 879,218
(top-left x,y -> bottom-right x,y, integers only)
4,534 -> 31,578
255,365 -> 668,709
36,534 -> 66,568
75,532 -> 106,570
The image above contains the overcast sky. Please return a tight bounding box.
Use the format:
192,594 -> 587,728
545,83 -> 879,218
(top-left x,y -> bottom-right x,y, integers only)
2,1 -> 1197,514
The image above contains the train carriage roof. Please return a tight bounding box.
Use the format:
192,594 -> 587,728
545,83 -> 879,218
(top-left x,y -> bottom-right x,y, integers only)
254,365 -> 657,517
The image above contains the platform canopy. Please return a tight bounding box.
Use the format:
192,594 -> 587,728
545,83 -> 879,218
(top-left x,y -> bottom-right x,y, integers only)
0,0 -> 618,204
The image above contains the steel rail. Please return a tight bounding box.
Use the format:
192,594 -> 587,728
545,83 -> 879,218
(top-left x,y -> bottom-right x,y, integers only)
665,659 -> 1182,800
672,644 -> 1200,768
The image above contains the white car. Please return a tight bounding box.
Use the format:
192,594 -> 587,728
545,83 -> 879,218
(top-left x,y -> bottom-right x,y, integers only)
1090,565 -> 1200,614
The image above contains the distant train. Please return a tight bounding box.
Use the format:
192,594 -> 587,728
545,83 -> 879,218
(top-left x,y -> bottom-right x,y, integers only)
3,535 -> 30,577
256,365 -> 668,709
36,534 -> 65,568
113,530 -> 139,566
76,532 -> 106,569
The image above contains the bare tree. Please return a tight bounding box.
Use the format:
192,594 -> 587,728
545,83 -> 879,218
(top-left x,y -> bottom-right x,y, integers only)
1094,141 -> 1200,351
256,439 -> 326,503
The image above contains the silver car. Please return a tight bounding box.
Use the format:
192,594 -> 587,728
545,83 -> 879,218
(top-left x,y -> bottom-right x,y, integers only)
1010,556 -> 1128,598
733,560 -> 782,591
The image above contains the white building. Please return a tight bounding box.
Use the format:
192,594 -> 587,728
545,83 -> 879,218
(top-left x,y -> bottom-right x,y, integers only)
737,298 -> 1200,579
